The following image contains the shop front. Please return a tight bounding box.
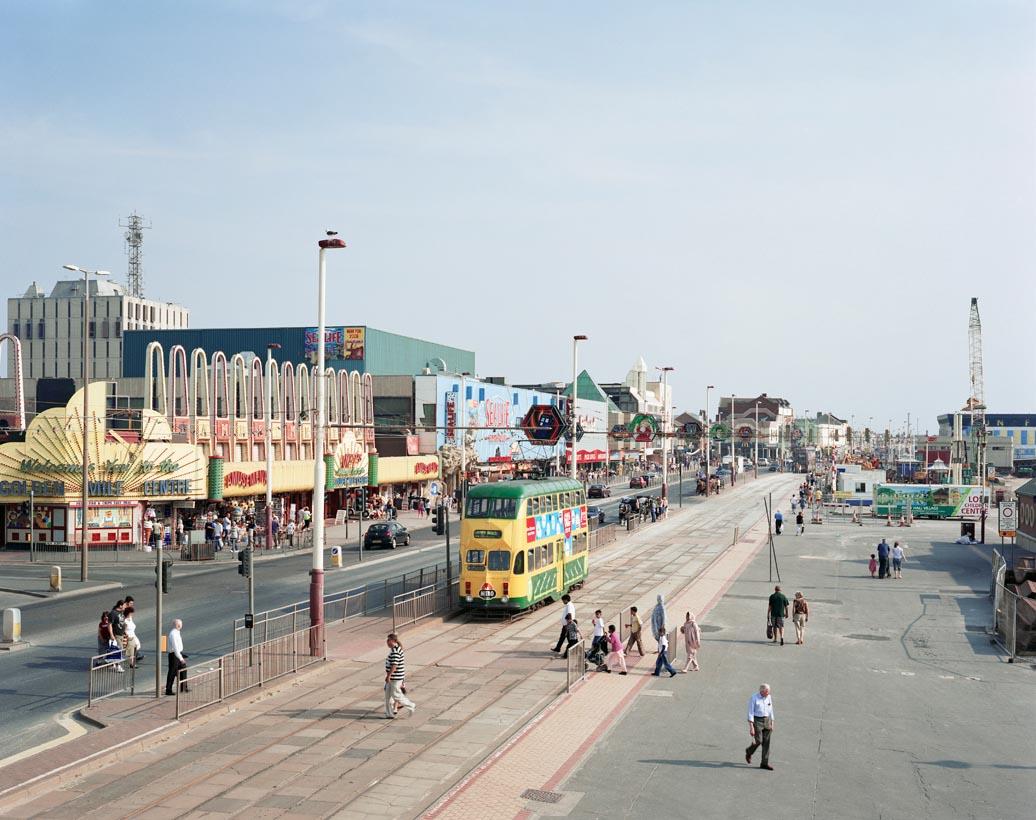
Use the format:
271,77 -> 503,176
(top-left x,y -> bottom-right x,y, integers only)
0,385 -> 207,548
208,456 -> 318,533
369,454 -> 439,509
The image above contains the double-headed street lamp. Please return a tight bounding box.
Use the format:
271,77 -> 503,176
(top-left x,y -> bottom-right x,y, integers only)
571,335 -> 587,482
63,264 -> 110,583
310,232 -> 345,648
265,343 -> 282,551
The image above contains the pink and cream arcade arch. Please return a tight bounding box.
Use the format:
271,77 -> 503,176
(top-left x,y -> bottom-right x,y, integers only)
143,341 -> 373,464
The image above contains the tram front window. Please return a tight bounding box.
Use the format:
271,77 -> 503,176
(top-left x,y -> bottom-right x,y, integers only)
466,497 -> 518,519
466,549 -> 485,566
487,550 -> 510,571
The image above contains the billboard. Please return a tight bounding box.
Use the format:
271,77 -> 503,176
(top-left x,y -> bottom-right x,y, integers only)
873,484 -> 988,519
304,327 -> 365,364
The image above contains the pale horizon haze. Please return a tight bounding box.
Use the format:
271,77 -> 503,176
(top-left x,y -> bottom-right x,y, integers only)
2,1 -> 1034,432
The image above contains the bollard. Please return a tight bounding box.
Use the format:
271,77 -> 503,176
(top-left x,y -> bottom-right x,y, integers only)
330,546 -> 342,568
50,565 -> 62,592
2,608 -> 21,643
733,526 -> 740,545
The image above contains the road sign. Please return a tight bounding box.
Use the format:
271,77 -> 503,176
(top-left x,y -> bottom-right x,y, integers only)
429,481 -> 441,497
520,404 -> 568,446
998,501 -> 1016,538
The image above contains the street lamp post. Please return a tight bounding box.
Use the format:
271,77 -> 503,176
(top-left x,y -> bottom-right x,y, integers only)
754,402 -> 760,479
310,232 -> 345,649
63,264 -> 110,582
705,385 -> 714,497
729,395 -> 736,486
656,367 -> 674,503
571,335 -> 587,482
459,371 -> 469,515
265,343 -> 281,551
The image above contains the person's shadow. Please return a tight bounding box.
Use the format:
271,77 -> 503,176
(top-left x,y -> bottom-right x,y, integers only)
639,759 -> 742,769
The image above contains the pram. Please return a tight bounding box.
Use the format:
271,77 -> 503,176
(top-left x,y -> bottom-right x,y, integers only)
585,637 -> 608,671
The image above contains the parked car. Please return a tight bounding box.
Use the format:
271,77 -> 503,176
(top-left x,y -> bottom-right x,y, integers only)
363,521 -> 411,549
587,483 -> 611,498
629,476 -> 648,489
587,505 -> 606,525
768,464 -> 779,472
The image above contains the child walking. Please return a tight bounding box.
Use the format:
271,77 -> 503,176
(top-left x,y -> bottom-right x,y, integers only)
868,554 -> 878,578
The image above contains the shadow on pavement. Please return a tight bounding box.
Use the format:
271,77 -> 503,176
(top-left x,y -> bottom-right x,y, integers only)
638,759 -> 743,769
918,760 -> 1036,771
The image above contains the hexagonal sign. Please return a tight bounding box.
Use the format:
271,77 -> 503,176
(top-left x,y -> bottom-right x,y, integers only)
520,404 -> 568,446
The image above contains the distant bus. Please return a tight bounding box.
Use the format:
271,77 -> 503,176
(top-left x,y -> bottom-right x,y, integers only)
459,479 -> 589,610
873,484 -> 989,519
792,446 -> 816,473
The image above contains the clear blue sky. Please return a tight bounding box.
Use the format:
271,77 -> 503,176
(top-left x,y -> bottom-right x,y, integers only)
3,1 -> 1034,432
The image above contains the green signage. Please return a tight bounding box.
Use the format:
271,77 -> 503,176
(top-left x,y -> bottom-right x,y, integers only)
710,423 -> 730,441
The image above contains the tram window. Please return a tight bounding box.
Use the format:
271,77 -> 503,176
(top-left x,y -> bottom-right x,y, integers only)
466,497 -> 518,519
572,533 -> 587,553
528,548 -> 536,570
530,498 -> 539,515
561,492 -> 569,508
466,549 -> 486,565
546,543 -> 554,564
513,550 -> 524,575
487,550 -> 510,571
547,495 -> 556,512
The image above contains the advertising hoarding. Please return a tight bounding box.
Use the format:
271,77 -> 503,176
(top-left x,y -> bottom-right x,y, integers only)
873,484 -> 988,519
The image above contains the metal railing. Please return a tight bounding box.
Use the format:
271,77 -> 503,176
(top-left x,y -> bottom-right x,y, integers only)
391,580 -> 459,632
589,524 -> 618,551
566,638 -> 586,692
177,626 -> 326,719
232,561 -> 453,650
87,653 -> 136,707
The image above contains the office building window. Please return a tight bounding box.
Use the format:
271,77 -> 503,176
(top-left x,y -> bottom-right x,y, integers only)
88,320 -> 95,338
38,320 -> 45,339
100,319 -> 109,338
115,322 -> 122,337
26,322 -> 33,340
12,321 -> 19,338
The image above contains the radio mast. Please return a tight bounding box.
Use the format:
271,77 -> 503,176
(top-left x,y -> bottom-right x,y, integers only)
120,212 -> 151,298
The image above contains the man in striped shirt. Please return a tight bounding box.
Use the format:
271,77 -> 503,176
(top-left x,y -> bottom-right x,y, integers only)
384,633 -> 416,719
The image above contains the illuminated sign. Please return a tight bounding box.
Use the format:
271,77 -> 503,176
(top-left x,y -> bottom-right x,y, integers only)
0,480 -> 66,497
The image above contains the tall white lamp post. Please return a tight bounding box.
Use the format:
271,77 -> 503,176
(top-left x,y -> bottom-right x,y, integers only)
310,232 -> 345,646
656,366 -> 674,501
265,343 -> 281,550
571,335 -> 587,482
705,385 -> 714,497
63,264 -> 109,582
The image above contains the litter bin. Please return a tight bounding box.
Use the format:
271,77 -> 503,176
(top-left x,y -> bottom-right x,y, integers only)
960,521 -> 976,540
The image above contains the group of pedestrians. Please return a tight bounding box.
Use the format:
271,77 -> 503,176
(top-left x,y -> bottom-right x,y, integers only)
873,538 -> 906,579
95,597 -> 142,672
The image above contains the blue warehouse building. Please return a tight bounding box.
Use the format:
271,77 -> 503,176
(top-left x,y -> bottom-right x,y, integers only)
122,325 -> 475,377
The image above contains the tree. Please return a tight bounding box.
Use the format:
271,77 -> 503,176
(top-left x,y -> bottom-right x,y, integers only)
864,427 -> 871,444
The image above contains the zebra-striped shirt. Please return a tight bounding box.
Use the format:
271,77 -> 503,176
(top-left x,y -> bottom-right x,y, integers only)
385,647 -> 406,680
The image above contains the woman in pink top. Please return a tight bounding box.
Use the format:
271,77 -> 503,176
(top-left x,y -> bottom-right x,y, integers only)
681,611 -> 701,672
604,624 -> 628,675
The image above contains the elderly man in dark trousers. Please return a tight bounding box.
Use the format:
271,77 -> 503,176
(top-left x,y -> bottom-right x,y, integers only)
745,683 -> 775,770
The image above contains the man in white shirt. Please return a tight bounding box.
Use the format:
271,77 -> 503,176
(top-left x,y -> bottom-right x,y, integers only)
552,595 -> 576,654
165,619 -> 188,695
745,683 -> 775,769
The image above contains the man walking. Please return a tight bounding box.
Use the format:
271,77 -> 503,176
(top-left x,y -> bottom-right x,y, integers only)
625,605 -> 644,656
876,538 -> 891,579
165,619 -> 188,695
795,509 -> 805,535
768,585 -> 789,646
745,683 -> 775,770
384,633 -> 416,718
552,594 -> 576,654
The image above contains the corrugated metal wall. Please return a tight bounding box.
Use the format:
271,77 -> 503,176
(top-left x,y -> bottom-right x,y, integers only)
122,326 -> 475,378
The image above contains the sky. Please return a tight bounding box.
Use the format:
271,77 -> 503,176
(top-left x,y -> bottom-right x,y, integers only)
2,1 -> 1034,434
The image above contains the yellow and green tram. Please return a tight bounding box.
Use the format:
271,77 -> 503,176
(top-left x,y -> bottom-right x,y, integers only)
460,479 -> 589,611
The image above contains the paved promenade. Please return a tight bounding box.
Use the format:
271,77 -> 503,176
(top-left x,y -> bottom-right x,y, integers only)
0,473 -> 794,818
532,518 -> 1033,819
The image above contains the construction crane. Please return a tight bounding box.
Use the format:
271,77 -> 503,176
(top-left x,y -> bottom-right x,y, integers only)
967,297 -> 986,487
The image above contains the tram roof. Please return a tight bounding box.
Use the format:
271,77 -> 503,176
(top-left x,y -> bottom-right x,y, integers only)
466,478 -> 585,500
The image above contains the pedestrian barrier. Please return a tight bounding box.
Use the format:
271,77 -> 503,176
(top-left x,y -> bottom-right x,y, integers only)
565,638 -> 586,693
391,580 -> 459,632
588,524 -> 618,552
179,542 -> 216,561
87,653 -> 136,707
232,561 -> 454,650
177,626 -> 326,719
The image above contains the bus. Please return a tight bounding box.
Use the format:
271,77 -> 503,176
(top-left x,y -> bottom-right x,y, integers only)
460,478 -> 589,611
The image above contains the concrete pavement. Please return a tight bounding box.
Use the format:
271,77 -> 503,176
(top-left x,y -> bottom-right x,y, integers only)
0,473 -> 794,818
540,518 -> 1032,819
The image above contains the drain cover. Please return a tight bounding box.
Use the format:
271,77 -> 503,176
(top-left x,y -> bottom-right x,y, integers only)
845,634 -> 891,641
521,789 -> 563,804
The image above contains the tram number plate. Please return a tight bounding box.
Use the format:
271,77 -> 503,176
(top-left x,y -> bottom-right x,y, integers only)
479,583 -> 497,600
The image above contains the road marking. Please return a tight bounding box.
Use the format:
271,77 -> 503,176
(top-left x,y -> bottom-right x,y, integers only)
0,708 -> 87,769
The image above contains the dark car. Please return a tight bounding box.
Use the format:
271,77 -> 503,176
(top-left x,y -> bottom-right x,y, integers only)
768,464 -> 779,472
629,476 -> 648,489
363,521 -> 411,549
587,483 -> 611,498
587,505 -> 606,525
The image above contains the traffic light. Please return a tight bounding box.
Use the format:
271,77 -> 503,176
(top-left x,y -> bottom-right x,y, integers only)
238,548 -> 252,578
432,504 -> 445,536
161,560 -> 172,594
